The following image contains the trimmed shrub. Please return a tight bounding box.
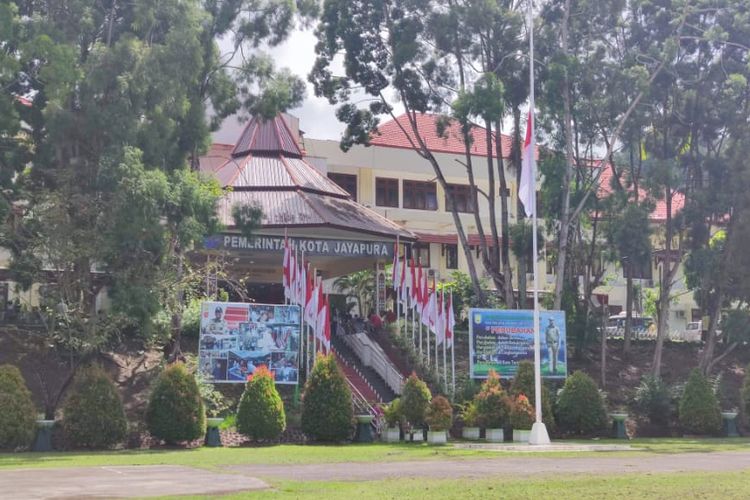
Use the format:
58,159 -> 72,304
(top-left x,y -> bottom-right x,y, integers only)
400,373 -> 432,430
62,365 -> 127,449
742,364 -> 750,427
301,354 -> 353,442
146,363 -> 206,444
510,361 -> 556,432
425,395 -> 453,431
510,394 -> 535,430
679,368 -> 722,435
556,371 -> 607,436
0,365 -> 36,450
237,365 -> 286,441
633,375 -> 672,426
383,398 -> 402,428
460,400 -> 479,427
474,370 -> 511,429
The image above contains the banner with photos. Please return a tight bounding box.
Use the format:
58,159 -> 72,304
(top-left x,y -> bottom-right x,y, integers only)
199,301 -> 300,384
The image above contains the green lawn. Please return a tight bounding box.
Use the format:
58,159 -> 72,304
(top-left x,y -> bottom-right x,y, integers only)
0,438 -> 748,470
167,470 -> 750,499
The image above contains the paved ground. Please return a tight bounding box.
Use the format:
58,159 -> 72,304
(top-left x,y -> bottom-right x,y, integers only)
230,450 -> 750,481
1,465 -> 268,499
4,451 -> 750,498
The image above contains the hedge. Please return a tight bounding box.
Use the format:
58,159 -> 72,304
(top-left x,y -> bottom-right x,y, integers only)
556,371 -> 607,436
0,365 -> 36,450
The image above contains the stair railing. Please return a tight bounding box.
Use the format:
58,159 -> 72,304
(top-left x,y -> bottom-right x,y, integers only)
341,332 -> 404,395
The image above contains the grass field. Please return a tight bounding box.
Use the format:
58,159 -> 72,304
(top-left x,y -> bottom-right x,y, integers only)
167,470 -> 750,499
1,438 -> 748,470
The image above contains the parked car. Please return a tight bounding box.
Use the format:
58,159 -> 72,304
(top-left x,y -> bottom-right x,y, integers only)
604,312 -> 656,339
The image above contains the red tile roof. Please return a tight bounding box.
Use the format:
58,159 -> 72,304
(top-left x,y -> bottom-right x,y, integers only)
370,113 -> 513,158
596,163 -> 684,222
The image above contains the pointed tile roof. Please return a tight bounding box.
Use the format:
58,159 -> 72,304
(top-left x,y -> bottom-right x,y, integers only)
201,114 -> 415,240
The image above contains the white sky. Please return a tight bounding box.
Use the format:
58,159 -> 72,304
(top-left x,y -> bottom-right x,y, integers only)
213,28 -> 348,144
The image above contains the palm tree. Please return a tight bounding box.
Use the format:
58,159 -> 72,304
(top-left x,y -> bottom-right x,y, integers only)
334,270 -> 375,316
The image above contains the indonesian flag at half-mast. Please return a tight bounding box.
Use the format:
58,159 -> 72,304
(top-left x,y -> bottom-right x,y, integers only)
445,293 -> 455,348
519,112 -> 536,218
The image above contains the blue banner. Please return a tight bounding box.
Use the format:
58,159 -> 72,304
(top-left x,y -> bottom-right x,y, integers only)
469,309 -> 567,379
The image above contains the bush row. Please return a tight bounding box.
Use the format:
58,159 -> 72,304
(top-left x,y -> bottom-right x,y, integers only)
0,353 -> 356,450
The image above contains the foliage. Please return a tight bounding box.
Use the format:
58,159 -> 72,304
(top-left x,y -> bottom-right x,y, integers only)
678,369 -> 722,436
334,270 -> 375,316
460,400 -> 479,427
453,374 -> 480,406
400,373 -> 432,430
62,365 -> 127,449
237,366 -> 286,442
510,361 -> 556,432
425,395 -> 453,432
0,365 -> 36,450
634,375 -> 673,427
146,363 -> 206,444
474,371 -> 511,429
382,398 -> 403,428
301,354 -> 353,442
556,371 -> 607,436
742,365 -> 750,428
510,394 -> 535,430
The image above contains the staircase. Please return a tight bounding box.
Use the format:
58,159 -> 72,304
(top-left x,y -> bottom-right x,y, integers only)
332,325 -> 399,403
332,350 -> 380,403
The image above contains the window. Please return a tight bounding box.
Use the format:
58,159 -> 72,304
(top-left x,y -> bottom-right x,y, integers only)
328,173 -> 357,201
445,184 -> 474,213
445,244 -> 458,269
376,177 -> 399,207
403,180 -> 437,210
407,243 -> 431,267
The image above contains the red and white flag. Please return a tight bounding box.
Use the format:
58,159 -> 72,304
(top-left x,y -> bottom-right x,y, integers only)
304,266 -> 315,323
445,293 -> 455,348
322,295 -> 331,353
410,257 -> 419,311
297,255 -> 307,308
399,255 -> 409,305
435,290 -> 445,345
316,285 -> 326,351
392,242 -> 400,294
519,112 -> 536,217
282,237 -> 291,300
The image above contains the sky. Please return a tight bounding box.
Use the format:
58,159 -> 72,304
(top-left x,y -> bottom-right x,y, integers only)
212,28 -> 348,144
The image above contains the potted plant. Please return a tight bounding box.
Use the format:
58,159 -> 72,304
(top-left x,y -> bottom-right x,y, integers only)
381,399 -> 402,443
510,394 -> 535,442
425,396 -> 453,445
400,373 -> 431,442
475,371 -> 511,443
461,401 -> 480,440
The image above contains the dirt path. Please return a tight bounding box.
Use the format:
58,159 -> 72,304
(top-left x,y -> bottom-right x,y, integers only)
229,450 -> 750,481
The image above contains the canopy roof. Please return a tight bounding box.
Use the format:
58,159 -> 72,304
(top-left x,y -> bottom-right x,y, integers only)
200,114 -> 415,241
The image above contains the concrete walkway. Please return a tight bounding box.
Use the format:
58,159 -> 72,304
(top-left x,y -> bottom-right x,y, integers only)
229,450 -> 750,481
1,465 -> 268,499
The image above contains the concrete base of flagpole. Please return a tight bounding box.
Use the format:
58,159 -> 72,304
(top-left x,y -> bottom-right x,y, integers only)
528,422 -> 551,445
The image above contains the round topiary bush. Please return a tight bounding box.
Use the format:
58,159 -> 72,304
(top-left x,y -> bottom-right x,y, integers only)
0,365 -> 36,450
556,371 -> 607,436
510,361 -> 556,432
301,354 -> 353,442
146,363 -> 206,444
400,373 -> 432,430
425,395 -> 453,431
679,368 -> 721,435
237,365 -> 286,441
62,365 -> 127,449
474,370 -> 511,429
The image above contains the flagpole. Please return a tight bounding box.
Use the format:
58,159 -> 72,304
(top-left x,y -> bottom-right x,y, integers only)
442,287 -> 447,391
528,0 -> 550,446
299,250 -> 305,377
450,292 -> 456,396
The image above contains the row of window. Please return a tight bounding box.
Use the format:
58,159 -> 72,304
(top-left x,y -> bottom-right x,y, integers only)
328,172 -> 482,212
401,243 -> 458,270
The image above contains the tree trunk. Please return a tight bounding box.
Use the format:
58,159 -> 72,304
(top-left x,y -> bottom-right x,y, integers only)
699,295 -> 722,374
624,265 -> 633,355
600,303 -> 607,387
495,120 -> 514,309
554,0 -> 574,310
